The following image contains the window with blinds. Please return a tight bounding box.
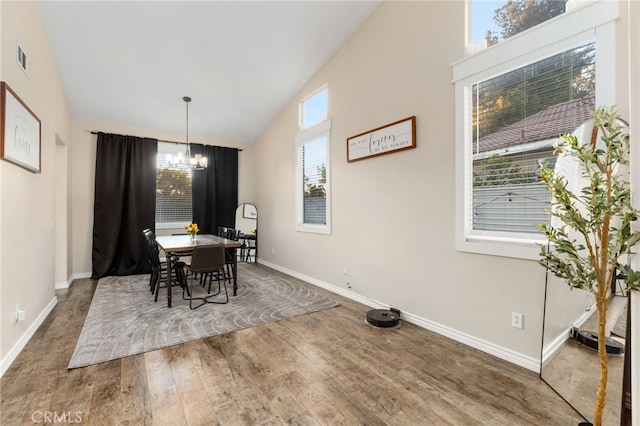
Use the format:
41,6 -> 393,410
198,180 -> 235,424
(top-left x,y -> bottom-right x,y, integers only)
301,136 -> 327,225
156,145 -> 192,226
471,42 -> 595,234
295,86 -> 331,235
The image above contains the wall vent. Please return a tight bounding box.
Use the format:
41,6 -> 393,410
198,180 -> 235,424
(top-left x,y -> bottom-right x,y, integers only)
16,43 -> 30,77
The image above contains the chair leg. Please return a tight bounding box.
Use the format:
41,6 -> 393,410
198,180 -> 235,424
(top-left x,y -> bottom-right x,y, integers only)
149,269 -> 156,292
203,268 -> 228,304
188,277 -> 205,310
153,268 -> 164,303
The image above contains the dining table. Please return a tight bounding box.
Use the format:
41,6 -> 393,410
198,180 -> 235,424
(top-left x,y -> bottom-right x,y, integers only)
155,233 -> 242,308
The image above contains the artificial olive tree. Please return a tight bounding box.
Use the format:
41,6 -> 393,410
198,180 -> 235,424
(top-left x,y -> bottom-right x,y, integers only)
538,107 -> 640,426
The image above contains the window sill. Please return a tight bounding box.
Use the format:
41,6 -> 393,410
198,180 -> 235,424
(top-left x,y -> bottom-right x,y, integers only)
296,223 -> 331,235
455,234 -> 546,261
156,222 -> 187,230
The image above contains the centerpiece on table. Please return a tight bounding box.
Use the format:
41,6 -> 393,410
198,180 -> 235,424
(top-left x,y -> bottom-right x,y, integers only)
184,223 -> 199,242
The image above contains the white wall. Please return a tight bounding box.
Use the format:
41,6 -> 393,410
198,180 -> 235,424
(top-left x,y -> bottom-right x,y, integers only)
69,120 -> 255,277
253,0 -> 633,369
0,1 -> 73,372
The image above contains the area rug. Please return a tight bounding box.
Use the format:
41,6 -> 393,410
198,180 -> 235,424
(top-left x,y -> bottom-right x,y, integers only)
68,264 -> 339,369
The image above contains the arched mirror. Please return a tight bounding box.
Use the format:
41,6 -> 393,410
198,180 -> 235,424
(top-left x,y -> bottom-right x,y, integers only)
540,121 -> 629,424
235,203 -> 257,262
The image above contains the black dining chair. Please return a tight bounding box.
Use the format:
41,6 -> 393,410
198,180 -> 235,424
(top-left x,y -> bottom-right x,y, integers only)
176,244 -> 228,309
143,229 -> 181,302
241,233 -> 257,262
244,234 -> 258,262
219,227 -> 240,281
143,229 -> 167,300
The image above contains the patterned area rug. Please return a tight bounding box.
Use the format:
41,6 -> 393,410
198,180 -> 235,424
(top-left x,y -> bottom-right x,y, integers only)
68,264 -> 339,369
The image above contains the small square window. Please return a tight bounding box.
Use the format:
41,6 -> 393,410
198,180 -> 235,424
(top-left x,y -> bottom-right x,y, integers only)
300,86 -> 328,129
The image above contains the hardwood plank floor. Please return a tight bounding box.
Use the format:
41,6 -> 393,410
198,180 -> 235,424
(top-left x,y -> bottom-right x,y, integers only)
1,265 -> 583,425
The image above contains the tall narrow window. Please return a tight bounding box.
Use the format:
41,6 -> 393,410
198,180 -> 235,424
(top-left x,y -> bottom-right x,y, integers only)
156,142 -> 192,227
296,86 -> 331,234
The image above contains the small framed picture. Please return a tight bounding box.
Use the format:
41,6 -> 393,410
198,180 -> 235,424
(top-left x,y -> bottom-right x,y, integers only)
243,203 -> 257,219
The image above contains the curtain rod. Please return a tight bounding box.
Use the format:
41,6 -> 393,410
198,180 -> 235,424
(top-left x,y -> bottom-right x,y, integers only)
90,131 -> 243,151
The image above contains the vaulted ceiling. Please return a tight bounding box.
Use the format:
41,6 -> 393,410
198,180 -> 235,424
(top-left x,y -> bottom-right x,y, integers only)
38,1 -> 380,143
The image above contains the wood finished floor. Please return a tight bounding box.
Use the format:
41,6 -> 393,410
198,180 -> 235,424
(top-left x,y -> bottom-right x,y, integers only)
1,265 -> 583,425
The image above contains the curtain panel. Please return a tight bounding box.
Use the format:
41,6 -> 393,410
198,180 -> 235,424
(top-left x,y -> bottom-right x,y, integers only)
191,144 -> 239,234
92,133 -> 158,278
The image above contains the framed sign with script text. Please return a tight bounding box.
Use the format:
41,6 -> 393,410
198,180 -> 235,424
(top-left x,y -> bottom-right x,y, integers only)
347,116 -> 416,163
1,82 -> 41,173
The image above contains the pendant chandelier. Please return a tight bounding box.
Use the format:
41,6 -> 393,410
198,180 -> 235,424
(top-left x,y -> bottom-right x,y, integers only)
167,96 -> 208,170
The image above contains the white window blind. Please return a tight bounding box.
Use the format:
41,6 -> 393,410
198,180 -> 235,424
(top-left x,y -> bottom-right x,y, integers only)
295,118 -> 331,235
302,136 -> 327,225
156,145 -> 192,225
471,42 -> 595,234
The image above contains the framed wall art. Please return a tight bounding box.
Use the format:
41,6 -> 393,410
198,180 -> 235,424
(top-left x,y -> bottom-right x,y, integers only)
1,82 -> 41,173
243,203 -> 257,219
347,116 -> 416,163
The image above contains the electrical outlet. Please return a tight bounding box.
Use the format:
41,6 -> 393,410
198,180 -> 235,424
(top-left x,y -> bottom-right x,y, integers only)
16,305 -> 26,323
512,312 -> 523,329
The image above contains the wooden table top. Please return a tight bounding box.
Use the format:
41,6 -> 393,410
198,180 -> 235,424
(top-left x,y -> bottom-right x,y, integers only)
155,234 -> 241,253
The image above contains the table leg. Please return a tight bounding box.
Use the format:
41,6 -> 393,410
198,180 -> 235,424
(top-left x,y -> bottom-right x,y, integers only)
233,248 -> 238,296
167,252 -> 173,308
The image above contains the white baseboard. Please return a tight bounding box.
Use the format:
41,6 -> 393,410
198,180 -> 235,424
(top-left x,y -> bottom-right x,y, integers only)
541,304 -> 595,363
56,272 -> 92,290
258,259 -> 540,373
55,280 -> 69,290
71,272 -> 92,281
56,272 -> 92,289
0,296 -> 58,378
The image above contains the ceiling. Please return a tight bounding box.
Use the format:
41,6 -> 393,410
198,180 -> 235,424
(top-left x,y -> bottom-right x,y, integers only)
37,1 -> 380,143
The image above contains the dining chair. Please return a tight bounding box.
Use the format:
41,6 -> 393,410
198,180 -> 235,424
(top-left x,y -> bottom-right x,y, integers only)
176,243 -> 228,309
143,229 -> 180,302
219,227 -> 240,281
143,229 -> 165,300
241,234 -> 257,262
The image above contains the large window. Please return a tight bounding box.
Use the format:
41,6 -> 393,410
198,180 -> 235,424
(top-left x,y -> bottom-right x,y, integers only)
454,1 -> 618,259
296,86 -> 331,234
156,142 -> 192,227
472,43 -> 595,233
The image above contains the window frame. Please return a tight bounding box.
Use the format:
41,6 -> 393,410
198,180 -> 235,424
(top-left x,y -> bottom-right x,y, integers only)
454,0 -> 618,259
295,119 -> 332,235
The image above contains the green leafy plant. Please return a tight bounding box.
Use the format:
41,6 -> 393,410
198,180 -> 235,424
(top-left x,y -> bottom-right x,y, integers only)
538,106 -> 640,426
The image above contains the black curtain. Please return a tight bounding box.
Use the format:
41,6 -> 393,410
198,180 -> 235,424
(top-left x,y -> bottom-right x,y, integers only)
191,144 -> 239,234
92,133 -> 158,278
